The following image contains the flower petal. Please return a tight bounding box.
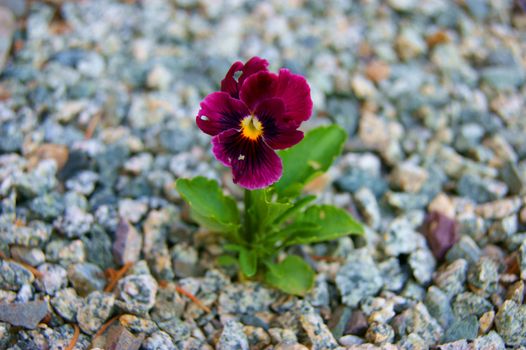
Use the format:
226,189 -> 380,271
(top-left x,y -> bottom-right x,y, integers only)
274,68 -> 313,125
255,98 -> 304,150
239,69 -> 313,126
212,129 -> 282,189
196,92 -> 250,136
238,71 -> 278,112
220,57 -> 269,99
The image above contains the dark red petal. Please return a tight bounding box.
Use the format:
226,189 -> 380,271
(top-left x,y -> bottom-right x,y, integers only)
220,61 -> 244,98
255,98 -> 304,150
238,57 -> 269,86
274,68 -> 313,125
220,57 -> 269,99
212,129 -> 282,190
196,92 -> 249,136
239,71 -> 278,112
265,129 -> 304,150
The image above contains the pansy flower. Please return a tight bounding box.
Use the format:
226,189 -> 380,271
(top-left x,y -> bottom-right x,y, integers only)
196,57 -> 313,190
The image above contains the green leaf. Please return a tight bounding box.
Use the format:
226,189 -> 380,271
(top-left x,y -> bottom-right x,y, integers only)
265,255 -> 315,296
217,255 -> 238,267
239,247 -> 258,277
176,177 -> 241,237
273,125 -> 347,199
247,189 -> 292,238
285,205 -> 364,246
272,195 -> 316,226
262,221 -> 321,247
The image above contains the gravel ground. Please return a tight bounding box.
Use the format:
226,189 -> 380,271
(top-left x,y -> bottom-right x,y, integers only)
0,0 -> 525,349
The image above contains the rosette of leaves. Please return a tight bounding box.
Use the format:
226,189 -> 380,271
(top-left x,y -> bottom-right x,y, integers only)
176,125 -> 363,295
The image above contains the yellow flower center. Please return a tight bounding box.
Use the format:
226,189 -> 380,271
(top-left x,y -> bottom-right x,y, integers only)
240,115 -> 263,140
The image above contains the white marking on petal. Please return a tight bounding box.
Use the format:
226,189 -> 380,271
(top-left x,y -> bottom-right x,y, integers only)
238,154 -> 245,160
200,115 -> 209,121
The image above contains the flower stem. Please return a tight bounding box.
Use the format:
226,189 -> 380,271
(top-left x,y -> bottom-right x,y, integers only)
244,189 -> 253,244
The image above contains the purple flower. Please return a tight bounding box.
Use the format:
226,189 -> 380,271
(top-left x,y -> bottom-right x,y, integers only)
196,57 -> 313,190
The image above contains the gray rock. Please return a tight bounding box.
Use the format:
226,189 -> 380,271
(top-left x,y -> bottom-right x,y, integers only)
0,300 -> 48,329
425,286 -> 455,329
457,175 -> 506,204
409,248 -> 436,284
464,0 -> 488,19
65,170 -> 99,196
8,221 -> 51,247
113,219 -> 142,265
297,301 -> 339,350
0,121 -> 23,153
378,257 -> 408,292
10,246 -> 45,267
116,274 -> 158,315
521,240 -> 526,280
487,214 -> 518,243
82,225 -> 115,270
67,262 -> 106,297
338,334 -> 364,346
14,160 -> 58,197
159,127 -> 194,153
436,339 -> 470,350
54,206 -> 94,238
171,243 -> 199,278
93,323 -> 145,350
0,321 -> 10,348
481,66 -> 525,90
0,6 -> 15,71
494,300 -> 526,346
382,217 -> 426,256
29,192 -> 65,220
244,325 -> 271,349
335,169 -> 388,198
467,257 -> 499,297
306,274 -> 330,308
500,161 -> 525,195
442,315 -> 479,342
475,197 -> 522,219
454,123 -> 485,152
365,321 -> 395,345
218,282 -> 275,314
452,292 -> 493,318
401,302 -> 443,345
50,288 -> 81,322
388,0 -> 417,11
0,0 -> 25,17
77,291 -> 115,334
36,263 -> 67,296
45,239 -> 86,265
151,282 -> 185,322
472,331 -> 505,350
142,330 -> 175,350
433,259 -> 468,298
445,235 -> 481,265
398,333 -> 427,350
117,314 -> 157,335
157,318 -> 191,342
401,280 -> 427,301
0,260 -> 34,291
118,198 -> 148,223
354,187 -> 381,230
336,248 -> 383,307
217,320 -> 249,350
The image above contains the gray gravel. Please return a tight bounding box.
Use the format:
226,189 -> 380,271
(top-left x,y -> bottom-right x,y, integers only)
0,0 -> 525,349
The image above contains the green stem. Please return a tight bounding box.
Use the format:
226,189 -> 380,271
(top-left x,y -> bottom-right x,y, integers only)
244,189 -> 253,244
